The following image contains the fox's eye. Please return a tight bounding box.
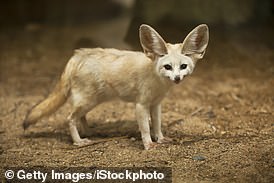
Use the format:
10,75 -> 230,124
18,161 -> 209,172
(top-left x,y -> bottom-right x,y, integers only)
180,64 -> 187,70
163,64 -> 172,70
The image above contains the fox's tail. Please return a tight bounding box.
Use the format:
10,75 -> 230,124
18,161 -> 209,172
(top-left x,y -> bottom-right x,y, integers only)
23,71 -> 71,130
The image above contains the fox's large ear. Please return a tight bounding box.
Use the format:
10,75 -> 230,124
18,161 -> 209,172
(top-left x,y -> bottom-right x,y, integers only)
139,24 -> 168,59
182,24 -> 209,60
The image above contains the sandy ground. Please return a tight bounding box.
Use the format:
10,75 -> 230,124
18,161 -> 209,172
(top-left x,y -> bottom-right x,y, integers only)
0,23 -> 273,182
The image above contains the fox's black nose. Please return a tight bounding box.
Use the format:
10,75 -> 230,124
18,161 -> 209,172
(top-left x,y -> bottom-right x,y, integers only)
174,76 -> 180,83
175,76 -> 180,81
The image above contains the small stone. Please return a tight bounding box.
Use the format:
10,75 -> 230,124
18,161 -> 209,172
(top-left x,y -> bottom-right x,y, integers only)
130,137 -> 136,141
206,111 -> 216,118
192,155 -> 206,161
221,131 -> 227,135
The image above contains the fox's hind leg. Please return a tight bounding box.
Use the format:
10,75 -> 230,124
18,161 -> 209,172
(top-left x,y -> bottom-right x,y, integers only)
79,115 -> 92,137
68,91 -> 98,146
68,108 -> 91,146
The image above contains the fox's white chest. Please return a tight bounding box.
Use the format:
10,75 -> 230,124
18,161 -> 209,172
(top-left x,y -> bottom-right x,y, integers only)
138,80 -> 170,105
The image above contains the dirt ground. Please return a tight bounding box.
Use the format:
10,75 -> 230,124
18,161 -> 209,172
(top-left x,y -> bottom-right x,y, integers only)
0,23 -> 273,183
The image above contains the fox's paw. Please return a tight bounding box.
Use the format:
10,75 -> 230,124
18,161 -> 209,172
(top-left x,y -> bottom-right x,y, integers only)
144,142 -> 158,150
73,138 -> 92,147
157,137 -> 173,144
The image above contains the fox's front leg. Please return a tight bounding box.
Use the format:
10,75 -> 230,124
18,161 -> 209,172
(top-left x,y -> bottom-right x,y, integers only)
151,104 -> 172,144
136,103 -> 157,150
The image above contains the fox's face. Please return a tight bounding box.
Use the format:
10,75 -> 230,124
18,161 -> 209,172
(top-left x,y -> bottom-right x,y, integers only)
139,24 -> 209,84
156,43 -> 195,84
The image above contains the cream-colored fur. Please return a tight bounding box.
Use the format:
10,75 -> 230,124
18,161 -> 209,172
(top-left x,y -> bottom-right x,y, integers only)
23,24 -> 209,150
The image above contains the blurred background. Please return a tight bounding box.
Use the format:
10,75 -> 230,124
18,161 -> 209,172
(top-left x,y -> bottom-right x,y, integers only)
0,0 -> 273,48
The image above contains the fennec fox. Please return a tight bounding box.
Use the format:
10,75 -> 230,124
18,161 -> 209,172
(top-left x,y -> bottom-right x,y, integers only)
23,24 -> 209,150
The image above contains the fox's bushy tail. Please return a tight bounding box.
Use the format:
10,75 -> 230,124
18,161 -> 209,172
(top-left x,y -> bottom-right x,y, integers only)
23,71 -> 71,130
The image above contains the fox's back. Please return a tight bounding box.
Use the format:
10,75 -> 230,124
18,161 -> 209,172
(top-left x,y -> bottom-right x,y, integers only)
73,48 -> 151,71
71,48 -> 154,81
66,48 -> 160,103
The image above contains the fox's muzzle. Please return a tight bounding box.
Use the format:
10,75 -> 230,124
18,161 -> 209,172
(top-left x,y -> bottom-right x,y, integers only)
174,76 -> 181,84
